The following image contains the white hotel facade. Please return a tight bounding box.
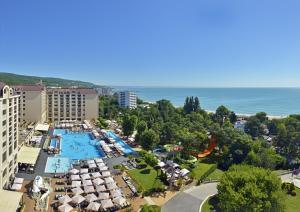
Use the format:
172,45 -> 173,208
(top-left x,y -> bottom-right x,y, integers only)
118,91 -> 137,109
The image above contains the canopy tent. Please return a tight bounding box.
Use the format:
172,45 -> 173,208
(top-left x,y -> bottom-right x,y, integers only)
95,185 -> 106,192
101,199 -> 114,209
98,192 -> 109,200
59,195 -> 72,204
91,172 -> 101,178
70,175 -> 80,181
93,178 -> 104,186
81,174 -> 91,180
95,158 -> 103,163
84,186 -> 95,193
113,197 -> 127,206
101,171 -> 111,177
106,183 -> 118,190
71,181 -> 81,188
72,195 -> 85,204
80,168 -> 88,174
104,177 -> 114,184
69,168 -> 79,174
89,163 -> 97,169
85,193 -> 98,203
82,180 -> 93,186
35,123 -> 49,132
71,187 -> 84,195
87,160 -> 95,164
17,146 -> 41,165
58,204 -> 73,212
87,202 -> 101,211
110,189 -> 122,198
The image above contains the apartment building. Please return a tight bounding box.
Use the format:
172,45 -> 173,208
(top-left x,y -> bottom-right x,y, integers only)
13,84 -> 47,123
47,88 -> 99,122
118,91 -> 137,109
0,83 -> 19,188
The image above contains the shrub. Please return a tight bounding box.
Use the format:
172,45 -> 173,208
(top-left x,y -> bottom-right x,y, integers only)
290,191 -> 297,196
199,164 -> 217,182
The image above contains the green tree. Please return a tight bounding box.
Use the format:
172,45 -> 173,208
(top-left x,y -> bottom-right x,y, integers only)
215,105 -> 230,125
139,129 -> 159,150
217,165 -> 285,212
122,115 -> 138,136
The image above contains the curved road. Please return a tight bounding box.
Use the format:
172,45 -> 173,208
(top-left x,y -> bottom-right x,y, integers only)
162,174 -> 297,212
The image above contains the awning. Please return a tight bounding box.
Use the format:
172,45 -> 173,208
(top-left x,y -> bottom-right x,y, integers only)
0,190 -> 23,211
17,146 -> 41,165
35,123 -> 49,132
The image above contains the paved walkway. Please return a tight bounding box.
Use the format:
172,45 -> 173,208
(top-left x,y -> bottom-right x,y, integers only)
162,183 -> 218,212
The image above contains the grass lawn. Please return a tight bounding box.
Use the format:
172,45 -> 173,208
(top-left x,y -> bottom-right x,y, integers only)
128,163 -> 164,191
206,169 -> 224,181
285,187 -> 300,212
191,162 -> 216,179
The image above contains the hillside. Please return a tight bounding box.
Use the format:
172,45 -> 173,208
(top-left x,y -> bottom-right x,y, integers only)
0,72 -> 98,88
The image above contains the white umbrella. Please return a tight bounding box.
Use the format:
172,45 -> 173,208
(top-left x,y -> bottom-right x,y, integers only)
14,177 -> 24,184
81,173 -> 91,180
72,194 -> 85,204
87,160 -> 95,164
58,204 -> 73,212
71,181 -> 81,188
89,163 -> 97,169
85,193 -> 98,203
82,180 -> 93,186
101,199 -> 114,209
84,186 -> 95,193
104,177 -> 114,184
59,195 -> 72,204
113,197 -> 127,205
97,162 -> 105,167
110,189 -> 122,198
95,158 -> 103,163
101,171 -> 111,177
80,168 -> 88,174
106,183 -> 118,190
87,202 -> 101,211
95,185 -> 106,192
93,178 -> 104,186
11,183 -> 22,190
98,192 -> 109,200
99,166 -> 108,171
71,187 -> 84,195
70,175 -> 80,181
69,168 -> 79,174
91,172 -> 101,178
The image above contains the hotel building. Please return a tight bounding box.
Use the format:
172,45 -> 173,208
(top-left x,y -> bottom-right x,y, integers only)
13,84 -> 47,123
0,83 -> 19,188
118,91 -> 137,109
47,88 -> 99,122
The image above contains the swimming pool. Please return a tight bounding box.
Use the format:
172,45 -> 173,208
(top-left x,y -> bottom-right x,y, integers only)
106,131 -> 135,155
45,157 -> 71,173
53,129 -> 105,160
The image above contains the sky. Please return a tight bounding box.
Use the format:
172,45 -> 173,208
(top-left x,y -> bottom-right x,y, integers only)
1,0 -> 300,87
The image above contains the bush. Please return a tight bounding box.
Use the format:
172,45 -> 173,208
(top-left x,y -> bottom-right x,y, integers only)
290,191 -> 297,196
199,164 -> 217,182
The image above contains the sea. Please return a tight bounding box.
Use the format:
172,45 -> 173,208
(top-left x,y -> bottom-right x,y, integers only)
114,87 -> 300,117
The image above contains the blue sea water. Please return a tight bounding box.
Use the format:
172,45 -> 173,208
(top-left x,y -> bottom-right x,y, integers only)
114,87 -> 300,116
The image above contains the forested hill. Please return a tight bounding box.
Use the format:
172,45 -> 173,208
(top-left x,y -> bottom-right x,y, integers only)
0,72 -> 99,88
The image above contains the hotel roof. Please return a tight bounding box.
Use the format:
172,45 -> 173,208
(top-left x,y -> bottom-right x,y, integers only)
13,84 -> 45,91
47,87 -> 97,94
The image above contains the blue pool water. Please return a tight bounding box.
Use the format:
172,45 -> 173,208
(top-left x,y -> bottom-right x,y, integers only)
53,129 -> 105,160
45,157 -> 71,173
106,131 -> 135,155
50,139 -> 58,148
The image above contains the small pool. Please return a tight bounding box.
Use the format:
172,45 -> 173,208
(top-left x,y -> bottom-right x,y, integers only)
45,157 -> 71,173
106,131 -> 135,155
53,129 -> 105,160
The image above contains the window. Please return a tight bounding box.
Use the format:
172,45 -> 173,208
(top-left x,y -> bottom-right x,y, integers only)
2,151 -> 7,163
